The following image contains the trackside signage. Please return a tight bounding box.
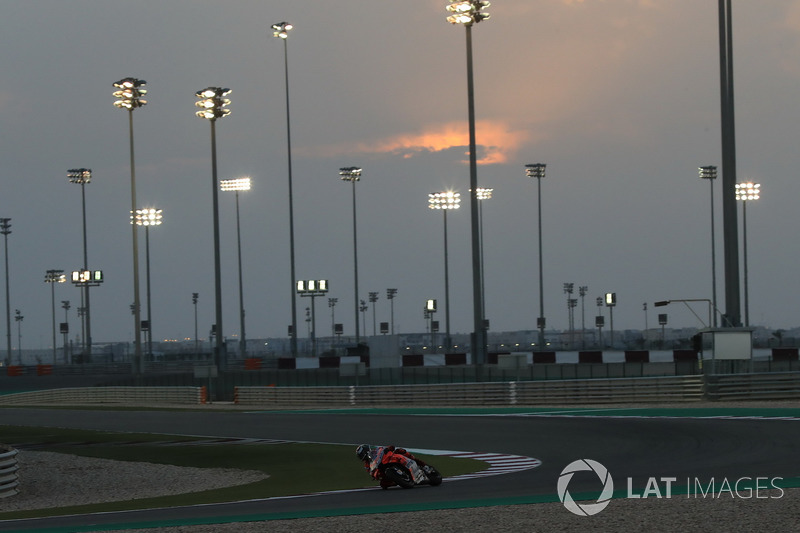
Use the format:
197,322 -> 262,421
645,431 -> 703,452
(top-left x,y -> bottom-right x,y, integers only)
557,459 -> 784,516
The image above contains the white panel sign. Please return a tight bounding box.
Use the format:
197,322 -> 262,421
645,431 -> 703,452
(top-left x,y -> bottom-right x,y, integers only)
708,330 -> 752,360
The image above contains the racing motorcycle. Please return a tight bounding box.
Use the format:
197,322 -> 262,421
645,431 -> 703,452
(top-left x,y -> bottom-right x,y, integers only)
361,445 -> 443,489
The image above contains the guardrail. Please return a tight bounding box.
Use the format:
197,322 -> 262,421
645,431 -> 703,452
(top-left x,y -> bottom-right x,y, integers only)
705,372 -> 800,401
4,372 -> 799,407
0,386 -> 206,406
234,375 -> 704,407
512,376 -> 704,404
0,445 -> 19,499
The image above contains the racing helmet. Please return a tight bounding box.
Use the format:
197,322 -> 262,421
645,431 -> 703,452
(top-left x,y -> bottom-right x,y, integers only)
356,444 -> 371,461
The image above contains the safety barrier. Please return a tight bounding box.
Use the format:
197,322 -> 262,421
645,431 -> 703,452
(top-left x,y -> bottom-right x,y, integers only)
234,375 -> 704,407
5,373 -> 800,407
0,446 -> 19,499
0,386 -> 206,406
512,376 -> 704,404
705,372 -> 800,401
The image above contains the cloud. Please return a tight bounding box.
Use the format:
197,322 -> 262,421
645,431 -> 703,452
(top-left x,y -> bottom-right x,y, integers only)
307,120 -> 534,165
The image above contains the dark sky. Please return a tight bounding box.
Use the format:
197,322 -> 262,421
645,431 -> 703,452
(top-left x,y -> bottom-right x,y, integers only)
2,0 -> 799,351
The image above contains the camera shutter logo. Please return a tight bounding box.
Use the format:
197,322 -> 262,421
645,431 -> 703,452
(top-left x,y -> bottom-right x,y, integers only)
557,459 -> 614,516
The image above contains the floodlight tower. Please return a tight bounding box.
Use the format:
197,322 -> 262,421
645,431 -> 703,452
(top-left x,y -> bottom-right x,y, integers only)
296,279 -> 329,357
429,191 -> 461,351
368,291 -> 379,336
718,1 -> 742,328
133,208 -> 162,359
526,163 -> 547,349
339,166 -> 363,345
386,288 -> 398,335
699,166 -> 719,327
67,168 -> 94,360
445,0 -> 491,364
1,218 -> 11,366
476,187 -> 492,324
271,21 -> 300,357
220,177 -> 251,357
195,87 -> 231,369
44,270 -> 66,364
113,77 -> 148,372
735,181 -> 760,327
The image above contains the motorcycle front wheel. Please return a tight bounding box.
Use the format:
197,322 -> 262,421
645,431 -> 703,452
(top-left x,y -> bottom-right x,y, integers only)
383,464 -> 415,489
424,465 -> 443,486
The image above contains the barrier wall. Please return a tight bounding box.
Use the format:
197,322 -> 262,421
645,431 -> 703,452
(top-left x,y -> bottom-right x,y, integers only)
2,372 -> 800,407
234,375 -> 704,407
705,372 -> 800,401
0,386 -> 205,406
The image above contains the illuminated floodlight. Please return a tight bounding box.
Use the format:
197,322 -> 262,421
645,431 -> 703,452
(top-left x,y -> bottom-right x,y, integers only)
476,187 -> 493,200
220,177 -> 252,192
735,182 -> 760,201
339,167 -> 362,182
272,21 -> 293,39
195,87 -> 231,120
132,208 -> 163,226
428,191 -> 461,209
446,0 -> 490,25
113,77 -> 147,109
296,279 -> 329,294
71,270 -> 103,284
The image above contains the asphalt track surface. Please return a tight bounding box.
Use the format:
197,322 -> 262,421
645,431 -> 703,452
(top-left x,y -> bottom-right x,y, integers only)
2,407 -> 800,531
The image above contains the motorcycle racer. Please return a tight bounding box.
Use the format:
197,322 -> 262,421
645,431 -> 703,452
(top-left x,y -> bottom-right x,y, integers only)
356,444 -> 428,489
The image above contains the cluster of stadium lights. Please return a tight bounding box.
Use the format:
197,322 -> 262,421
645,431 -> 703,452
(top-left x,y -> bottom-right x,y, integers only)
69,11 -> 504,359
271,22 -> 293,39
338,166 -> 362,182
131,208 -> 163,227
67,168 -> 92,184
220,177 -> 251,192
113,78 -> 148,110
428,191 -> 461,210
476,187 -> 493,201
445,0 -> 490,25
296,279 -> 329,294
525,163 -> 546,180
195,87 -> 231,120
698,166 -> 717,180
735,182 -> 761,201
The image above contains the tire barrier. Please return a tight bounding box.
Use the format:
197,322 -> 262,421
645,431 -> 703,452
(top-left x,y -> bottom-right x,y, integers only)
0,445 -> 19,499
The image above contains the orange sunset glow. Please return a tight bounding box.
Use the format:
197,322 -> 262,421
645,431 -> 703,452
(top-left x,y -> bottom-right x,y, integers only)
307,120 -> 534,165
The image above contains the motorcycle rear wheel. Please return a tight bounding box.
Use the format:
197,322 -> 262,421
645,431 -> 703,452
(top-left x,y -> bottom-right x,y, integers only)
383,464 -> 415,489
